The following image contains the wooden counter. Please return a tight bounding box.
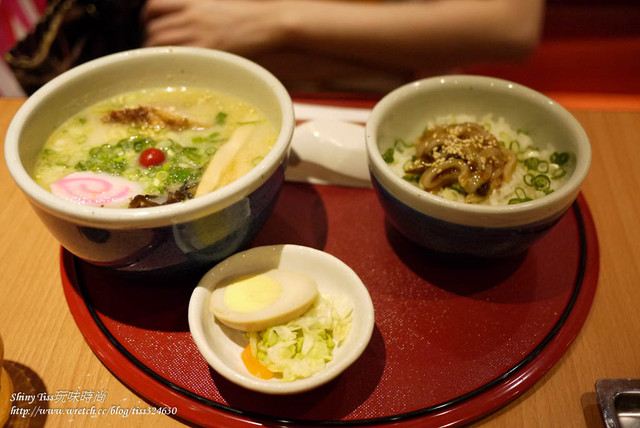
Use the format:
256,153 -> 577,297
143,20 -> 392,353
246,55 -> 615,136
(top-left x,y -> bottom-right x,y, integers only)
1,95 -> 639,427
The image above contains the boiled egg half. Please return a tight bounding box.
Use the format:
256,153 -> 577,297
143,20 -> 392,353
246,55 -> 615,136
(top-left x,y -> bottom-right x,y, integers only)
209,269 -> 318,332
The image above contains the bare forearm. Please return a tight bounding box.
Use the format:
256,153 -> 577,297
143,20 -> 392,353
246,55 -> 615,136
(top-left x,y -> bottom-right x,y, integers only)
143,0 -> 544,79
277,0 -> 544,73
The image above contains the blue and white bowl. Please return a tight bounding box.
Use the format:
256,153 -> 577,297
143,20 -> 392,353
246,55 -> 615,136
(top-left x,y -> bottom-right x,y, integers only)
365,75 -> 591,257
5,47 -> 294,272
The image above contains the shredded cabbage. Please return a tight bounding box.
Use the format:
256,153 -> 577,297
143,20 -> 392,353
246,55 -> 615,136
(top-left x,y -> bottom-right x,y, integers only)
248,294 -> 352,382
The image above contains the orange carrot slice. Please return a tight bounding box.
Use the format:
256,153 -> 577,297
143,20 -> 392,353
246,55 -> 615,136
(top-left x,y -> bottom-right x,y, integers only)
241,344 -> 274,380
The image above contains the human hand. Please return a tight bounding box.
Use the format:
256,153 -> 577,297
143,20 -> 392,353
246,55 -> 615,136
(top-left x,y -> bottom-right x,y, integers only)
143,0 -> 287,55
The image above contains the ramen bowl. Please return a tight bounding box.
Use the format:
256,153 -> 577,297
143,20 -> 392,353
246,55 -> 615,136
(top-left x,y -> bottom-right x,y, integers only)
365,75 -> 591,257
5,47 -> 295,272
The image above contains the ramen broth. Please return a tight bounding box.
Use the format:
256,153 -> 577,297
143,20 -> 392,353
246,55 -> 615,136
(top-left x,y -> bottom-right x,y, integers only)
32,87 -> 277,207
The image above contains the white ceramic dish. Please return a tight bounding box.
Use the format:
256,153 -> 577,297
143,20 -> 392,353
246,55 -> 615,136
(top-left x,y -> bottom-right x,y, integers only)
188,244 -> 375,394
286,119 -> 371,188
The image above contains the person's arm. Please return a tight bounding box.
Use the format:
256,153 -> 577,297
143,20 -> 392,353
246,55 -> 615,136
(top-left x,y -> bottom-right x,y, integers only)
143,0 -> 292,54
143,0 -> 544,76
279,0 -> 544,73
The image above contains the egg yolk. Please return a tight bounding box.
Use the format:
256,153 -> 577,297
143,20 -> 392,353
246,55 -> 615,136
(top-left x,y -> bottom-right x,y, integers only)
210,268 -> 319,332
223,274 -> 283,313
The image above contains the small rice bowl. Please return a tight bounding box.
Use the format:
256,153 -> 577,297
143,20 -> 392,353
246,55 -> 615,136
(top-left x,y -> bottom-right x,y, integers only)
385,114 -> 573,205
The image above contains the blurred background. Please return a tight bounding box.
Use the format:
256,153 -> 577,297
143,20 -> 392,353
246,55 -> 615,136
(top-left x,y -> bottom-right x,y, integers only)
463,0 -> 640,94
1,0 -> 639,96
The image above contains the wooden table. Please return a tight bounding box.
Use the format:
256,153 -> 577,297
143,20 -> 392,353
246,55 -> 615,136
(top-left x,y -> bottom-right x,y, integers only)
1,94 -> 639,427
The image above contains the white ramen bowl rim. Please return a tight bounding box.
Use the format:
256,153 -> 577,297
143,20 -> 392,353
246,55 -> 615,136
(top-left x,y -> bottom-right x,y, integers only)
5,46 -> 295,229
365,75 -> 592,228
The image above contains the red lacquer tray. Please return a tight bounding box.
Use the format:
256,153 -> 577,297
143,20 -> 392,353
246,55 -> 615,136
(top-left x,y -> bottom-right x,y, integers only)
61,183 -> 599,427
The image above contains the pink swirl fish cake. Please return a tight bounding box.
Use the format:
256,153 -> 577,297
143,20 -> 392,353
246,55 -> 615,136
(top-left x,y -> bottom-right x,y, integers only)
51,172 -> 142,208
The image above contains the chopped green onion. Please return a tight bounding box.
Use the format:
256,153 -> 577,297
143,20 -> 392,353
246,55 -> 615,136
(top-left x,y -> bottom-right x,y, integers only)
508,187 -> 533,204
524,158 -> 550,173
515,187 -> 528,200
382,148 -> 395,163
402,174 -> 419,183
133,138 -> 153,153
450,182 -> 467,195
193,132 -> 221,144
393,138 -> 413,153
524,173 -> 534,187
524,157 -> 540,171
215,112 -> 227,125
552,168 -> 567,179
531,174 -> 551,191
550,151 -> 570,165
182,147 -> 202,162
167,166 -> 201,184
524,173 -> 551,191
498,131 -> 510,141
537,160 -> 549,173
